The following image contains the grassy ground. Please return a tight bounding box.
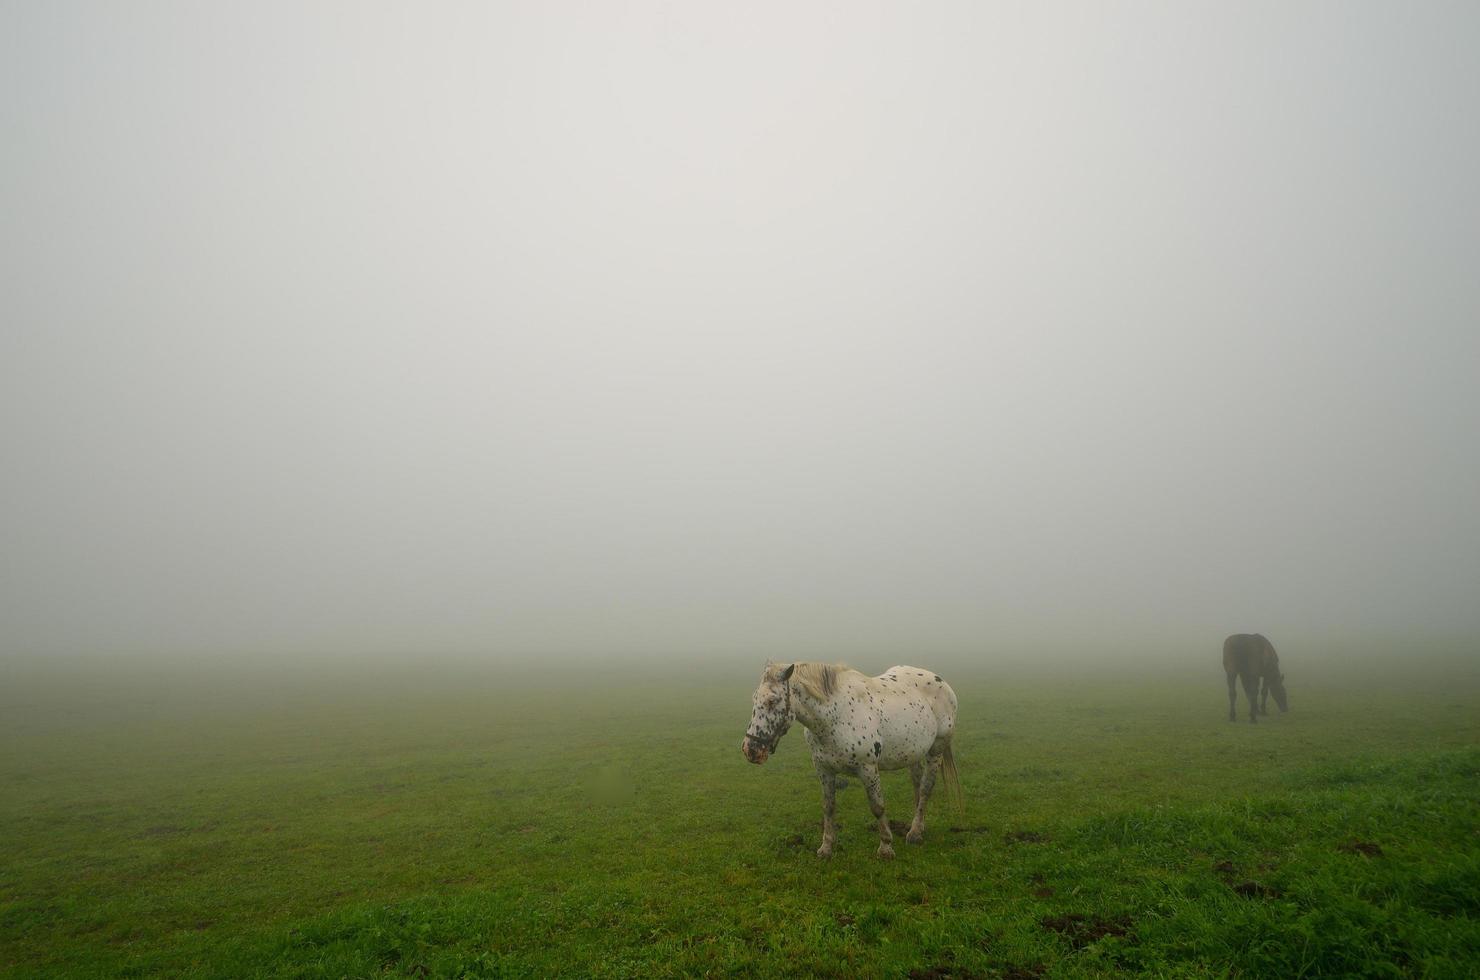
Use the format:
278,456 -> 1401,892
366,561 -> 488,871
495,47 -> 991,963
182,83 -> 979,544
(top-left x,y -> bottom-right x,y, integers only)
1,655 -> 1477,978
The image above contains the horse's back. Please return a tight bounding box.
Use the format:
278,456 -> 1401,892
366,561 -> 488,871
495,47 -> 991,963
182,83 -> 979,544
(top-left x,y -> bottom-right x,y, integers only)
877,665 -> 957,729
862,666 -> 955,769
1223,634 -> 1275,675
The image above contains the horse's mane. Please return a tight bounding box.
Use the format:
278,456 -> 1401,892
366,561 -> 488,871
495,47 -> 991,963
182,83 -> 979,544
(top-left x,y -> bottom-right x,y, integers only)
771,661 -> 858,700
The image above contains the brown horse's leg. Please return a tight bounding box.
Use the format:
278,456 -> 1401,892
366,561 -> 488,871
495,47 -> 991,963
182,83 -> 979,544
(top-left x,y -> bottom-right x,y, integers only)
860,765 -> 894,859
1227,670 -> 1238,722
1259,676 -> 1270,715
1242,672 -> 1260,724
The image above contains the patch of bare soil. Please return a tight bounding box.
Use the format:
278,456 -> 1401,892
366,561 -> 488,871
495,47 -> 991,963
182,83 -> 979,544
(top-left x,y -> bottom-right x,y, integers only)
1039,913 -> 1132,949
1338,840 -> 1384,857
947,824 -> 992,833
906,966 -> 986,980
438,874 -> 478,886
1005,830 -> 1048,844
1232,880 -> 1283,899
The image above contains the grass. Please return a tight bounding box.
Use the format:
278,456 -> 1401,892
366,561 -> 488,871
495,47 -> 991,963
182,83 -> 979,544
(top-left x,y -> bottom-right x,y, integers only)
1,655 -> 1477,978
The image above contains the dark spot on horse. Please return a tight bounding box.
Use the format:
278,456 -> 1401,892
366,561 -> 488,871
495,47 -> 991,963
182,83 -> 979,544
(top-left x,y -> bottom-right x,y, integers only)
934,675 -> 941,682
1039,913 -> 1132,949
874,741 -> 882,756
1232,880 -> 1281,899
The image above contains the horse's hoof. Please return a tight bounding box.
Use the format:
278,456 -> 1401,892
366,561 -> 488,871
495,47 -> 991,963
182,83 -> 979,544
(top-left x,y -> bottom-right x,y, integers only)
877,844 -> 895,860
816,846 -> 833,859
906,829 -> 924,845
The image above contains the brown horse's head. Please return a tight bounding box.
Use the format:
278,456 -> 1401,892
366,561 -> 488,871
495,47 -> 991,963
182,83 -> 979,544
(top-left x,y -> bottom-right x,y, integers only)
1269,671 -> 1289,712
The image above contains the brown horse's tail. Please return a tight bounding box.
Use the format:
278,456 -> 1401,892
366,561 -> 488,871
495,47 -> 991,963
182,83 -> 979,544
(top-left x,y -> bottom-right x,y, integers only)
940,741 -> 965,814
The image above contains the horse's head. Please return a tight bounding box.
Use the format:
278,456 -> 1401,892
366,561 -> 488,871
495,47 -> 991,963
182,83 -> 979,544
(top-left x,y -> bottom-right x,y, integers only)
1270,671 -> 1289,712
741,661 -> 794,764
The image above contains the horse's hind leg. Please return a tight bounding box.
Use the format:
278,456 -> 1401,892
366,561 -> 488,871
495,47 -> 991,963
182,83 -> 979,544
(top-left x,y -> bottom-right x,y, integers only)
1227,671 -> 1238,723
815,767 -> 837,859
860,765 -> 894,859
906,757 -> 937,845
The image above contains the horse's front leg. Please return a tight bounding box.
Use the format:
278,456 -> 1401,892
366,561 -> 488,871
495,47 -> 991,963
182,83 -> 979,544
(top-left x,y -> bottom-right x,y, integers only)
1241,673 -> 1260,724
815,766 -> 837,859
1258,676 -> 1270,715
1226,671 -> 1238,723
906,757 -> 937,845
860,764 -> 894,859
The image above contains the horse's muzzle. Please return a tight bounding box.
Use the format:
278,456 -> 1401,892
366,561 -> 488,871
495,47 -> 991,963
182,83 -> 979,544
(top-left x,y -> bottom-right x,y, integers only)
741,736 -> 770,765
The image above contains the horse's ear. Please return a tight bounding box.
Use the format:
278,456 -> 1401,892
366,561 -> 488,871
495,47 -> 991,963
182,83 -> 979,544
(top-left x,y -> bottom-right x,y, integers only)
780,663 -> 795,682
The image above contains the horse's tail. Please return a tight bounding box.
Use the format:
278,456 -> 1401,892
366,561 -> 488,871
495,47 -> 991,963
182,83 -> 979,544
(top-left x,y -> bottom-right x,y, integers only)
940,741 -> 965,814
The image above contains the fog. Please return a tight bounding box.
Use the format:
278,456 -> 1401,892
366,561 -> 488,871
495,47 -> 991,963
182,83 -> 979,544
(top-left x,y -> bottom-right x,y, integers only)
3,2 -> 1478,669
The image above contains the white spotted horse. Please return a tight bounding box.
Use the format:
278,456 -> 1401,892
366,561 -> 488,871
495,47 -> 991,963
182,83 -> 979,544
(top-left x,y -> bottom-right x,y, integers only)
741,661 -> 962,859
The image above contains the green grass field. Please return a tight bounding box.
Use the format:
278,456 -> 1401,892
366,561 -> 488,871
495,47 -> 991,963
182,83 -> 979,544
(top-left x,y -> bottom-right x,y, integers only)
2,654 -> 1477,978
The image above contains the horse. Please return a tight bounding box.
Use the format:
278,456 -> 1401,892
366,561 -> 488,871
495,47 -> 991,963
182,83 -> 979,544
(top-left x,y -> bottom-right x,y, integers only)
740,661 -> 962,860
1222,633 -> 1288,724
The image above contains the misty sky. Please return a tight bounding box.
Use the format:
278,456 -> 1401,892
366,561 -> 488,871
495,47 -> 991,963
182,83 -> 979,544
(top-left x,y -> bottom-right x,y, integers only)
3,2 -> 1478,663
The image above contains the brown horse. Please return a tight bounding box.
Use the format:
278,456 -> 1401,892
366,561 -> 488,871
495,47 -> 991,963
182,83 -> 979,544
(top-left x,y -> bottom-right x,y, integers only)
1222,634 -> 1288,723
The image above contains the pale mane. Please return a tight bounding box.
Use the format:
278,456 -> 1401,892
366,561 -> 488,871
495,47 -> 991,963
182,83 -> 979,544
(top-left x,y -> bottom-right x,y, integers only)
774,661 -> 858,700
